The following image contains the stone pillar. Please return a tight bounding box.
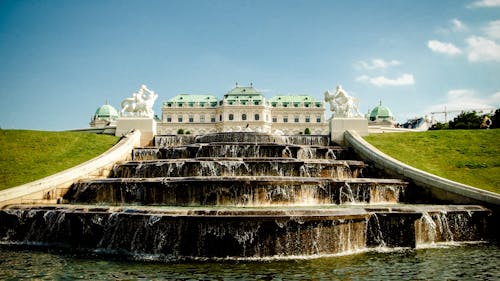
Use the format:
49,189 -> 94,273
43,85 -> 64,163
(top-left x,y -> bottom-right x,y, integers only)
330,118 -> 368,145
116,117 -> 157,146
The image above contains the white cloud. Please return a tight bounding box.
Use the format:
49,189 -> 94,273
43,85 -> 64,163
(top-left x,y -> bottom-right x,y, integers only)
357,58 -> 401,70
427,40 -> 462,55
469,0 -> 500,8
425,89 -> 499,116
450,18 -> 467,32
484,20 -> 500,39
357,74 -> 415,87
466,36 -> 500,62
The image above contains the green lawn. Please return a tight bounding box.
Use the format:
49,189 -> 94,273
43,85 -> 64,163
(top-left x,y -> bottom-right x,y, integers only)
0,130 -> 119,190
364,129 -> 500,194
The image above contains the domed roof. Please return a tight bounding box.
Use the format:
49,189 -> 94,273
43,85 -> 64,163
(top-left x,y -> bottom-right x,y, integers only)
94,103 -> 119,119
370,101 -> 393,119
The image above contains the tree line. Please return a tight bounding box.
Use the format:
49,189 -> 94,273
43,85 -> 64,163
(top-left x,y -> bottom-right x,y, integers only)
430,109 -> 499,130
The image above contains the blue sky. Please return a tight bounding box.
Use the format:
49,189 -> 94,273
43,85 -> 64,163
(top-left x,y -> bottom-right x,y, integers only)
1,0 -> 499,130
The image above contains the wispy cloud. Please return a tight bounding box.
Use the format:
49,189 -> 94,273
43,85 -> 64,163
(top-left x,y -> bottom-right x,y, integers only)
427,40 -> 462,55
451,18 -> 468,32
468,0 -> 500,8
484,20 -> 500,39
357,74 -> 415,87
436,18 -> 468,34
425,89 -> 499,115
466,36 -> 500,62
357,58 -> 401,70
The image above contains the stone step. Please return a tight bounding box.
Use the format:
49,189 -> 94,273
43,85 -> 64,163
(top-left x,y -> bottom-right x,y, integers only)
132,144 -> 349,161
65,177 -> 408,206
0,204 -> 491,260
154,133 -> 331,147
111,159 -> 365,179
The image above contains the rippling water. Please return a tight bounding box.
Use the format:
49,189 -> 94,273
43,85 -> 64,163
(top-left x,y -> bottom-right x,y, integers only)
1,243 -> 498,280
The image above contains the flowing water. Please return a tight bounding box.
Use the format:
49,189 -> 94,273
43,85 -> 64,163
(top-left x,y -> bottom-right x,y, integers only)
0,243 -> 498,280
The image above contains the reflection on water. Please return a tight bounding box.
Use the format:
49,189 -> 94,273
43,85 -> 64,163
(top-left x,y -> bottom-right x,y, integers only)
0,243 -> 498,280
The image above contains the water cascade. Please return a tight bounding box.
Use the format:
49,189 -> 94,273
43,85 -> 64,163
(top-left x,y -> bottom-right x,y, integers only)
0,132 -> 493,261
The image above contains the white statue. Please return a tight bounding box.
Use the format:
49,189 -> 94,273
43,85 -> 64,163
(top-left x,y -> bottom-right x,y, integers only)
324,85 -> 363,118
121,85 -> 158,118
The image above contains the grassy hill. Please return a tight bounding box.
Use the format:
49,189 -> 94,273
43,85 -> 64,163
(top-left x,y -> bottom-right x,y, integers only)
0,130 -> 119,190
364,129 -> 500,194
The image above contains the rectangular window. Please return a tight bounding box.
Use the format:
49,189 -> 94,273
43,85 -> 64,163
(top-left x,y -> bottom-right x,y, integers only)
254,114 -> 260,121
178,117 -> 183,122
272,116 -> 277,123
211,115 -> 216,123
294,116 -> 299,123
167,117 -> 172,122
189,115 -> 194,123
305,116 -> 310,123
283,116 -> 288,123
316,116 -> 321,123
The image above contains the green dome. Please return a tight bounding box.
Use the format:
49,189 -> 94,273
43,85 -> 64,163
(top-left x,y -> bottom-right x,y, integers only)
94,103 -> 119,119
369,102 -> 393,121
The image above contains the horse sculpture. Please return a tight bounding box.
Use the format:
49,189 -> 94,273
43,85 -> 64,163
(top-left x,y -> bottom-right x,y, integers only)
120,85 -> 158,118
324,85 -> 363,118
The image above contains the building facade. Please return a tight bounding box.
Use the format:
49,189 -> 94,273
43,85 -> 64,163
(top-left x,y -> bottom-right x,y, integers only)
157,85 -> 329,135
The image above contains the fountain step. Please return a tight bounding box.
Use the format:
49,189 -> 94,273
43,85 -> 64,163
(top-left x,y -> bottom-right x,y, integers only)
181,132 -> 331,146
64,177 -> 408,206
111,159 -> 365,178
132,144 -> 349,160
0,204 -> 491,260
154,133 -> 331,147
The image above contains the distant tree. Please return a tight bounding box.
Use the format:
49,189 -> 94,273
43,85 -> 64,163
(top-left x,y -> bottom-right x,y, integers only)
185,130 -> 191,135
448,111 -> 482,129
177,128 -> 184,134
429,122 -> 448,130
304,128 -> 311,135
491,108 -> 500,129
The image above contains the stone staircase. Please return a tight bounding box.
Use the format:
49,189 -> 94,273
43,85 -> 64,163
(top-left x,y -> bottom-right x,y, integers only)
0,132 -> 492,261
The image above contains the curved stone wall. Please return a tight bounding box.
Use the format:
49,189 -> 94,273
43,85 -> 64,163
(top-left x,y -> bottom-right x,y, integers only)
0,130 -> 142,207
345,130 -> 500,211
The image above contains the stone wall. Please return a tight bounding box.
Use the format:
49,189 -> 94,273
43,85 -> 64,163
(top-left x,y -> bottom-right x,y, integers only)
344,130 -> 500,212
0,130 -> 141,207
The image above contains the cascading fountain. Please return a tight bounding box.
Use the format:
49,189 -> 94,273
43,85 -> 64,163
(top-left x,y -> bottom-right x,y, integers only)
0,132 -> 493,261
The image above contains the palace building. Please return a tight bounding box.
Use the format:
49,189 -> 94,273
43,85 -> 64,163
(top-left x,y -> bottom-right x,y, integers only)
157,84 -> 329,135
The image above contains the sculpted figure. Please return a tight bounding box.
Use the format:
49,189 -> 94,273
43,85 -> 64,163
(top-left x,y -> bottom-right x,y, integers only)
120,85 -> 158,118
324,85 -> 363,118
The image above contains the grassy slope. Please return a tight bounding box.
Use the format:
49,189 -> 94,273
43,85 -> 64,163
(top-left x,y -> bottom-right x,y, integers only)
364,129 -> 500,194
0,130 -> 119,190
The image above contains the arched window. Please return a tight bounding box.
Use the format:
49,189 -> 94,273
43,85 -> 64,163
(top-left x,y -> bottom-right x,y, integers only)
254,114 -> 260,121
229,114 -> 234,121
242,114 -> 247,121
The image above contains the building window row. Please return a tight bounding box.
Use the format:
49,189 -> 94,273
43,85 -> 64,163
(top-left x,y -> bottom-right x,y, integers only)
167,115 -> 217,123
166,113 -> 270,123
270,115 -> 321,123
